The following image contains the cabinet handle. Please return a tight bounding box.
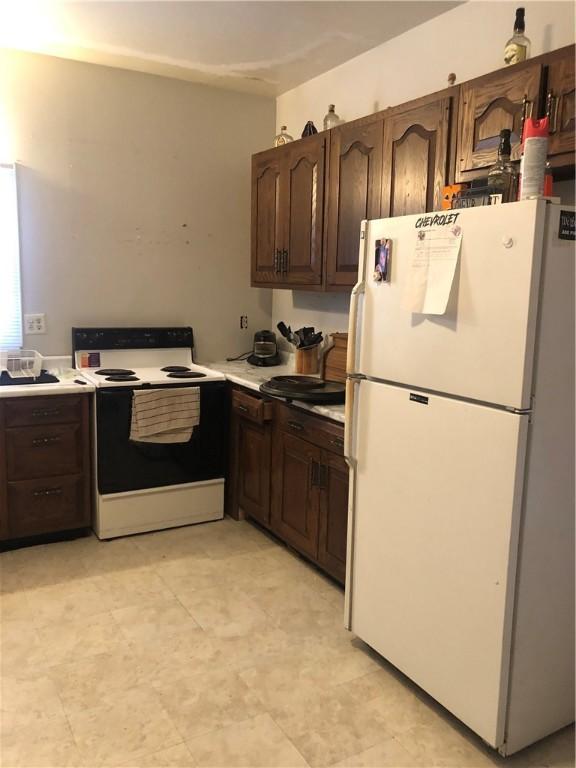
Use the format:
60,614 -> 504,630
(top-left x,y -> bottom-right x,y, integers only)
310,460 -> 320,487
520,94 -> 533,141
33,487 -> 63,498
330,437 -> 344,449
31,408 -> 61,418
236,404 -> 249,413
273,249 -> 280,274
546,90 -> 559,134
287,420 -> 304,432
318,463 -> 328,490
282,249 -> 288,275
31,436 -> 61,447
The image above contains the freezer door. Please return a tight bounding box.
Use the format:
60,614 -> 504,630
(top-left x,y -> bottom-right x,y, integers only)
349,380 -> 528,748
356,199 -> 546,409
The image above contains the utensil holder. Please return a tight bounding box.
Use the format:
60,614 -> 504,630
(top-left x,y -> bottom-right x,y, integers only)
295,346 -> 319,375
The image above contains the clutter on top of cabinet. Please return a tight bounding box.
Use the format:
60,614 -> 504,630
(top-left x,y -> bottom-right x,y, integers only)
323,105 -> 341,130
504,7 -> 531,65
301,120 -> 318,137
260,375 -> 345,404
487,129 -> 519,202
519,117 -> 549,199
274,126 -> 293,147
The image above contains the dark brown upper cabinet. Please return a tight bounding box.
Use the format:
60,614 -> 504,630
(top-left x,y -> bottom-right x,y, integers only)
456,61 -> 542,180
251,150 -> 283,286
543,45 -> 575,173
251,134 -> 325,289
324,114 -> 384,290
382,92 -> 454,218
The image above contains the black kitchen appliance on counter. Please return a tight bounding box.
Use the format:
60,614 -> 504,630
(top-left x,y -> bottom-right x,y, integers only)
247,330 -> 282,367
260,375 -> 345,404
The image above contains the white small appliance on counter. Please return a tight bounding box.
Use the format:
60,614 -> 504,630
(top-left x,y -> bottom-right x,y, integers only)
344,200 -> 575,756
73,327 -> 226,539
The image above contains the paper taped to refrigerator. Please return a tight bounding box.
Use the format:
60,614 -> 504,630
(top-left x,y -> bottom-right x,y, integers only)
405,226 -> 462,314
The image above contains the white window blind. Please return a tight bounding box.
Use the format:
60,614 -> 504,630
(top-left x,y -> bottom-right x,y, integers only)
0,163 -> 22,349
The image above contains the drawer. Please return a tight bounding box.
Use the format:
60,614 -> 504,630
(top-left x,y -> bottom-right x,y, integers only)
275,402 -> 344,454
232,388 -> 273,424
6,423 -> 83,480
4,396 -> 83,428
7,475 -> 88,538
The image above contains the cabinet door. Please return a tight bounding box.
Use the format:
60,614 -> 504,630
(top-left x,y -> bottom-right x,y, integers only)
545,46 -> 575,167
7,475 -> 87,538
457,63 -> 542,179
237,417 -> 272,527
382,95 -> 452,217
318,450 -> 349,584
282,134 -> 325,287
325,116 -> 384,289
251,149 -> 283,286
271,430 -> 321,559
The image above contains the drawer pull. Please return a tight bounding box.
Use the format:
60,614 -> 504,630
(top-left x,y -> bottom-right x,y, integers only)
31,436 -> 61,447
236,404 -> 249,413
33,487 -> 63,498
287,420 -> 304,432
330,437 -> 344,449
31,409 -> 61,418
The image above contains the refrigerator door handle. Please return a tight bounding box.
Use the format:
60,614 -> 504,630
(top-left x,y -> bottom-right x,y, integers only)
343,376 -> 360,631
346,219 -> 367,378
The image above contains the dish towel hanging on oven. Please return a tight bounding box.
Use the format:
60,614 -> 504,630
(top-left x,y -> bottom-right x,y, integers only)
129,387 -> 200,443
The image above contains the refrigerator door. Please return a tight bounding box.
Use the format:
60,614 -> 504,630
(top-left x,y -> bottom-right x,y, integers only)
348,379 -> 529,748
354,199 -> 546,409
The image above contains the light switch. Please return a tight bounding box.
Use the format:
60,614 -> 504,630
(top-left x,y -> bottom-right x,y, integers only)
24,314 -> 46,334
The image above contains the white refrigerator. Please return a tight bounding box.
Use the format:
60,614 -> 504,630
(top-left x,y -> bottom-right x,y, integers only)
344,199 -> 575,756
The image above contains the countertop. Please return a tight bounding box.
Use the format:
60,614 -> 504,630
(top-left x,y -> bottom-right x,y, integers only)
0,357 -> 94,398
207,360 -> 346,424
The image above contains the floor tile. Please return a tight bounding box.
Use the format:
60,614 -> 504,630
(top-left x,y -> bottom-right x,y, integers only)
67,686 -> 181,767
37,610 -> 128,666
78,535 -> 153,576
112,595 -> 200,646
271,686 -> 393,768
1,671 -> 65,734
119,743 -> 195,767
178,585 -> 271,638
0,716 -> 83,768
187,713 -> 309,767
0,619 -> 47,676
92,566 -> 174,611
154,667 -> 264,742
331,736 -> 423,767
49,648 -> 145,712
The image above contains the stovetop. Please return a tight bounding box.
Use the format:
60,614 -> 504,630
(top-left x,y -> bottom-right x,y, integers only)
79,364 -> 225,387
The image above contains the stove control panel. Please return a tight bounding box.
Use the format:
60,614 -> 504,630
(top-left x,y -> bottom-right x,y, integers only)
72,327 -> 194,352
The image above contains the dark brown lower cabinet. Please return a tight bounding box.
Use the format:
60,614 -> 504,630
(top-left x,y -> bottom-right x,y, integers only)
0,394 -> 92,542
227,386 -> 349,584
317,451 -> 349,583
270,430 -> 321,560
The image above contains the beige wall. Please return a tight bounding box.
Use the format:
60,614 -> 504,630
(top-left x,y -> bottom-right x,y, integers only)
0,49 -> 275,361
273,1 -> 576,338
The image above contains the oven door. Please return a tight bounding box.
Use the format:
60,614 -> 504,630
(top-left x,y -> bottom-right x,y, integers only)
96,382 -> 227,494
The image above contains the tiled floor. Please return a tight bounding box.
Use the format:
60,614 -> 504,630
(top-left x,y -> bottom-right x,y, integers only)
1,517 -> 574,768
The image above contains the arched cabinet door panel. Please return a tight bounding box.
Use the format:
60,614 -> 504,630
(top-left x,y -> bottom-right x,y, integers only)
382,94 -> 453,217
544,45 -> 575,172
457,62 -> 542,180
251,151 -> 283,286
325,115 -> 384,290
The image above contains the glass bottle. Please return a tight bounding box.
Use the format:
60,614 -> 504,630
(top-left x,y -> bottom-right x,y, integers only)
323,104 -> 340,130
504,7 -> 531,65
274,126 -> 293,147
301,121 -> 318,138
488,129 -> 518,202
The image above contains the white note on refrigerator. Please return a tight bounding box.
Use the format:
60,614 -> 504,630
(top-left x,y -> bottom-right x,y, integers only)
405,226 -> 462,315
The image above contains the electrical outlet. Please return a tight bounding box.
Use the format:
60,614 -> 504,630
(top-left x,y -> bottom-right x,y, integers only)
24,313 -> 46,334
240,315 -> 248,329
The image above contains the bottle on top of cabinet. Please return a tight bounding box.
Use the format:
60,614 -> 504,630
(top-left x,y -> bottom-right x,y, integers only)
323,105 -> 341,130
487,129 -> 518,202
504,7 -> 531,65
274,126 -> 294,147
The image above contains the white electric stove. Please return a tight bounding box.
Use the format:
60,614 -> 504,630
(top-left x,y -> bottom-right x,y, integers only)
72,327 -> 227,539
